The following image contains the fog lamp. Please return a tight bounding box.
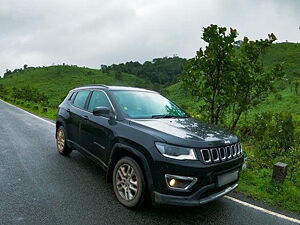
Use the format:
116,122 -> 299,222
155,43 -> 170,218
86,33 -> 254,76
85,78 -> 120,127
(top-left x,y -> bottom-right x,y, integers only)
165,174 -> 197,191
169,179 -> 176,187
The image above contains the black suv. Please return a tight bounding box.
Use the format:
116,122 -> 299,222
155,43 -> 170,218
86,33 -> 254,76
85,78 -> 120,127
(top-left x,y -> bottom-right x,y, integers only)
56,85 -> 244,208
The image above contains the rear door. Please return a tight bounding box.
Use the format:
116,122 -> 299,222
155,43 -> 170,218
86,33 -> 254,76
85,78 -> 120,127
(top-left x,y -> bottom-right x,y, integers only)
80,90 -> 114,163
69,90 -> 91,147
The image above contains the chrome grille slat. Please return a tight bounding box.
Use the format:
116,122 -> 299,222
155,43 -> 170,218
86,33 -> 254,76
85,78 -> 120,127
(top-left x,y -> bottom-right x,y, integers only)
210,148 -> 220,162
218,147 -> 226,161
200,149 -> 212,163
200,143 -> 241,164
225,146 -> 232,159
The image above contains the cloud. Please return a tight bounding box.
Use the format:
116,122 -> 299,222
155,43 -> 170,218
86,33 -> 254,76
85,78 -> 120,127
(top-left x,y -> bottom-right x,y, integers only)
0,0 -> 299,76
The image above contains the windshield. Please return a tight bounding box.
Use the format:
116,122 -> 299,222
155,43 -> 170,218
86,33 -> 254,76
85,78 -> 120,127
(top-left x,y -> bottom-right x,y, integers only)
112,90 -> 188,119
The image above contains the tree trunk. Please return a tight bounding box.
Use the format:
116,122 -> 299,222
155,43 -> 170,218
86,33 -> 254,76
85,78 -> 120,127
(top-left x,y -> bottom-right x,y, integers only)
231,110 -> 243,130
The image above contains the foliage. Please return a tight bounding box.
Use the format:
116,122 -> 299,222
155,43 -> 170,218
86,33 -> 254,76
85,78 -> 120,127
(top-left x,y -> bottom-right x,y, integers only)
0,64 -> 153,108
114,68 -> 123,81
182,25 -> 238,125
230,36 -> 284,129
239,112 -> 300,181
102,56 -> 187,86
166,43 -> 300,121
11,86 -> 49,105
181,24 -> 284,129
0,84 -> 8,97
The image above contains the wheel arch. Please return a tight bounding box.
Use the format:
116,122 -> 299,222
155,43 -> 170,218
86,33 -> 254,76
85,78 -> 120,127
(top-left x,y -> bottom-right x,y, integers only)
107,143 -> 154,198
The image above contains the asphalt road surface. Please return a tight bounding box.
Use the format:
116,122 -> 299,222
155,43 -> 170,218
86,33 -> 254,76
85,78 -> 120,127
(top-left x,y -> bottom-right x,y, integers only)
0,100 -> 299,225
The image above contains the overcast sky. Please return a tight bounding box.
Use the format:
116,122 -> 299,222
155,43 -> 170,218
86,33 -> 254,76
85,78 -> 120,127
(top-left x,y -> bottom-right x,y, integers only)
0,0 -> 299,77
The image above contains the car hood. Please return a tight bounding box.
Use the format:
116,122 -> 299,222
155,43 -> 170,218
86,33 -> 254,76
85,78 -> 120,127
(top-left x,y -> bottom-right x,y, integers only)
129,117 -> 238,146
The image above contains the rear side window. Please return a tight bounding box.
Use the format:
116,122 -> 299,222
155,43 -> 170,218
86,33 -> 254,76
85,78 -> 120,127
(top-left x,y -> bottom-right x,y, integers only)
68,92 -> 75,101
73,90 -> 90,109
87,91 -> 111,112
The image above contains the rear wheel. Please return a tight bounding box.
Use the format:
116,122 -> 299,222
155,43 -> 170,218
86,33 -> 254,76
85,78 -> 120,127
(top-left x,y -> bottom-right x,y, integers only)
56,126 -> 72,155
113,157 -> 146,208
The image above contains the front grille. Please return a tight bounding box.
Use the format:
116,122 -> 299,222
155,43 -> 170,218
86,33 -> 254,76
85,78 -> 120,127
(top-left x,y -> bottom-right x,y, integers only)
199,143 -> 242,164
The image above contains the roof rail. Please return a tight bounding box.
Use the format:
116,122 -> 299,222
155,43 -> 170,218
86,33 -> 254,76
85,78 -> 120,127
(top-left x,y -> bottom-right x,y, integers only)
76,84 -> 109,88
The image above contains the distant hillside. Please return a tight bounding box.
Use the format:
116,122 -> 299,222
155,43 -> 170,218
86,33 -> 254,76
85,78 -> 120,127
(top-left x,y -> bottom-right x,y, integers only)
0,65 -> 152,108
0,42 -> 299,118
101,56 -> 187,86
263,42 -> 300,79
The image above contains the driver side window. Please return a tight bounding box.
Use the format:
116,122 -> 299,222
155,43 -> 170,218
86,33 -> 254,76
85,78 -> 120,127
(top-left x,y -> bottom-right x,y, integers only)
87,91 -> 111,112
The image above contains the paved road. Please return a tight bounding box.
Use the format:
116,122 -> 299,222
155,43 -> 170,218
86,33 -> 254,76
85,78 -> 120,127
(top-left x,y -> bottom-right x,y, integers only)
0,100 -> 299,225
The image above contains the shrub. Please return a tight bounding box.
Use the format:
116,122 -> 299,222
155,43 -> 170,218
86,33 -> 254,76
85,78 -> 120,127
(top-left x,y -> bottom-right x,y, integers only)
239,112 -> 299,170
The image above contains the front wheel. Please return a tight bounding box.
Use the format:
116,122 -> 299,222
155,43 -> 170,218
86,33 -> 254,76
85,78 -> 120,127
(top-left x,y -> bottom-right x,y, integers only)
113,157 -> 146,208
56,126 -> 72,156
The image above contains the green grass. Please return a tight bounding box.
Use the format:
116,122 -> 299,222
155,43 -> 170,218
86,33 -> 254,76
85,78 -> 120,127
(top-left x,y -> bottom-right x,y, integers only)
263,42 -> 300,79
239,168 -> 300,213
0,65 -> 153,108
1,97 -> 57,120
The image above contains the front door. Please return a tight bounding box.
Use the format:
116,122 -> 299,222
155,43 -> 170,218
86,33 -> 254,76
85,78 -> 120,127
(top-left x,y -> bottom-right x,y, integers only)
80,90 -> 114,163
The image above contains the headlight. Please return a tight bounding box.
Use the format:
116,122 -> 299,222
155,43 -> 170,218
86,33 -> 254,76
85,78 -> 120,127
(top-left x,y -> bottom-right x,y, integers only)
155,142 -> 197,160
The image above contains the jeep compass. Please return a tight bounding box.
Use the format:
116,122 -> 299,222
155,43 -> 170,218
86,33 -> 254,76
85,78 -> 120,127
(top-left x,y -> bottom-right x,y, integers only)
56,85 -> 244,208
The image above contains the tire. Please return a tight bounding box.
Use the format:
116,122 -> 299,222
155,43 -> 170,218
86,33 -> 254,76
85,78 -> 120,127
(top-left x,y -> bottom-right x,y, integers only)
56,126 -> 72,156
113,157 -> 146,208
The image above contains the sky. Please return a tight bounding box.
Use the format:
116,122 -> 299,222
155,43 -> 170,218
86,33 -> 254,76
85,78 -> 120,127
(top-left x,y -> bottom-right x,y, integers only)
0,0 -> 299,77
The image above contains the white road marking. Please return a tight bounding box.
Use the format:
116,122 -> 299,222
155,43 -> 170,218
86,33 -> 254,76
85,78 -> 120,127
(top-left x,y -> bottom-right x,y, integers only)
1,99 -> 300,224
0,99 -> 55,126
225,196 -> 300,224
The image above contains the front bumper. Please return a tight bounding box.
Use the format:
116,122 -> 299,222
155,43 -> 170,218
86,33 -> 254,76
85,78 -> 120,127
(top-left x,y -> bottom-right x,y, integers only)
154,182 -> 238,206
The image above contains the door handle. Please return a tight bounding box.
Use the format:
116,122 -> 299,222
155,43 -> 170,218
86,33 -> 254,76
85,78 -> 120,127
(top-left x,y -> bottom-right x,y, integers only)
82,115 -> 89,120
66,109 -> 70,112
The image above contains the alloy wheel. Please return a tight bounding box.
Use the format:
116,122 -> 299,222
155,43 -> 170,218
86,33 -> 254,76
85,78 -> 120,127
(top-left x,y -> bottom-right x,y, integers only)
57,129 -> 65,152
115,164 -> 139,201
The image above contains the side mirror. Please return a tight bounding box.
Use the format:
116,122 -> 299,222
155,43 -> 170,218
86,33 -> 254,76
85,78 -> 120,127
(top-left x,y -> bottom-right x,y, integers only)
92,106 -> 111,117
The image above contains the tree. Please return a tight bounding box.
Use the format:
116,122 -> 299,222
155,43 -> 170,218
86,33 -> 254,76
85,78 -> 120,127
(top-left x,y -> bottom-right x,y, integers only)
230,35 -> 284,129
115,68 -> 122,81
101,64 -> 108,73
182,24 -> 284,130
3,69 -> 12,78
182,24 -> 238,125
23,64 -> 28,70
0,84 -> 8,97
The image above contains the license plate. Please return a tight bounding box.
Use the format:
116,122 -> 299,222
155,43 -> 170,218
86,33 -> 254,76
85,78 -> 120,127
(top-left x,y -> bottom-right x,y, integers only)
217,170 -> 239,187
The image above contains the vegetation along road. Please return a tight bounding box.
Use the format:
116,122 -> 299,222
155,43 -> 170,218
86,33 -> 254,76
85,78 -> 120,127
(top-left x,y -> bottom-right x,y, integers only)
0,100 -> 299,225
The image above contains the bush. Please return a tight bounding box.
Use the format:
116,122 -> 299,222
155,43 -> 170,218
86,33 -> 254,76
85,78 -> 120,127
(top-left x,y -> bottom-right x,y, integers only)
239,112 -> 299,170
33,105 -> 39,110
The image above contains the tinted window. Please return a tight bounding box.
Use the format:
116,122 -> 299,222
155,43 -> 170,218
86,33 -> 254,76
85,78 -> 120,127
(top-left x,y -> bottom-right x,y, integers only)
68,92 -> 74,101
73,90 -> 90,109
70,92 -> 76,102
88,91 -> 111,112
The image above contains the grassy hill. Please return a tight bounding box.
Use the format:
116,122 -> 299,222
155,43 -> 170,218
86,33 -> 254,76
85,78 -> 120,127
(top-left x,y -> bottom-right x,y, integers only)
0,65 -> 152,108
263,42 -> 300,79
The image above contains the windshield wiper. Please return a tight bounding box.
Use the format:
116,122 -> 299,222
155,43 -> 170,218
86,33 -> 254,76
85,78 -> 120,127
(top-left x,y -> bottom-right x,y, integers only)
151,115 -> 179,119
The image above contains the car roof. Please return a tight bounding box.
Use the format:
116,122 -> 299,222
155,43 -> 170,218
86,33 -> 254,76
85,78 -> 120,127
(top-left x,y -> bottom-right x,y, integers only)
72,84 -> 157,93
